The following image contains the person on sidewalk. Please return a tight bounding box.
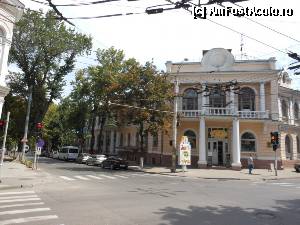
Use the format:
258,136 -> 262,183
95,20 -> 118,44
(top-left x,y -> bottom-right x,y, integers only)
248,154 -> 254,174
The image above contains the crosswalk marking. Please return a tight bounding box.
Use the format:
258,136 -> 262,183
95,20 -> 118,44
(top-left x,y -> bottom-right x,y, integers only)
74,175 -> 90,180
0,195 -> 38,200
60,176 -> 75,181
114,175 -> 128,178
86,175 -> 103,180
0,202 -> 45,209
279,184 -> 296,187
0,191 -> 35,196
0,207 -> 51,216
0,198 -> 41,203
270,182 -> 292,185
98,175 -> 116,179
0,215 -> 58,225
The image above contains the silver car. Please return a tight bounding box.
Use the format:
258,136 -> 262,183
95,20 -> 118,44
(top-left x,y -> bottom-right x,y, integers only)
86,155 -> 107,166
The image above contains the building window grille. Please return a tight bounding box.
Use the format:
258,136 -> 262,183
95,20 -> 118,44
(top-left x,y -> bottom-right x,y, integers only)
238,87 -> 255,111
182,89 -> 198,110
241,132 -> 256,152
184,130 -> 196,149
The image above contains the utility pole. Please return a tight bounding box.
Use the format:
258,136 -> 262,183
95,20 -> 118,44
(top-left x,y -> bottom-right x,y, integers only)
171,78 -> 179,173
21,85 -> 33,162
0,111 -> 11,183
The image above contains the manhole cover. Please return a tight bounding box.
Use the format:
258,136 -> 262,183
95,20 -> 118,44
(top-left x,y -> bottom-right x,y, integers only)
256,212 -> 276,219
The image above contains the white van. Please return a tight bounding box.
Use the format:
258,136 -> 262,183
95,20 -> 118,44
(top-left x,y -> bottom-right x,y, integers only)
58,146 -> 79,161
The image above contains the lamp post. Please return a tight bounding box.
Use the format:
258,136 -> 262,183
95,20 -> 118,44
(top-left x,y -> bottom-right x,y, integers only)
171,58 -> 188,173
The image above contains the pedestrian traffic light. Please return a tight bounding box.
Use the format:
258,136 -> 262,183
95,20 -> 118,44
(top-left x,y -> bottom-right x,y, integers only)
36,122 -> 44,129
270,132 -> 279,151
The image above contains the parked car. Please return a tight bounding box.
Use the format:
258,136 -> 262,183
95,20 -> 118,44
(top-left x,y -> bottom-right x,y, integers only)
76,153 -> 91,164
86,155 -> 107,166
101,156 -> 128,170
295,163 -> 300,172
52,150 -> 59,159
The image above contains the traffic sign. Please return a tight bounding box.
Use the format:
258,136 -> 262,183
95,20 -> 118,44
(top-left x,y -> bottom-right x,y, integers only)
36,147 -> 41,155
37,138 -> 45,148
24,145 -> 29,153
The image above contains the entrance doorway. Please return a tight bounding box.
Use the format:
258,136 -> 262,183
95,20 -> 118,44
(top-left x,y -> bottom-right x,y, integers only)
208,140 -> 227,166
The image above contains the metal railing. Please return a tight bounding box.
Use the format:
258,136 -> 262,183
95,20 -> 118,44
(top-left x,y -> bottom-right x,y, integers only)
179,108 -> 269,119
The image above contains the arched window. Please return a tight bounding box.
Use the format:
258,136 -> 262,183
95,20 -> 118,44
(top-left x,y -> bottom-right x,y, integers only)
184,130 -> 196,149
294,103 -> 299,120
182,89 -> 198,110
282,100 -> 288,118
238,87 -> 255,111
209,90 -> 226,108
285,135 -> 292,160
241,132 -> 256,152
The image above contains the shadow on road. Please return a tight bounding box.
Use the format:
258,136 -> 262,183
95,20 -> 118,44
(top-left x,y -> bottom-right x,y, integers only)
156,199 -> 300,225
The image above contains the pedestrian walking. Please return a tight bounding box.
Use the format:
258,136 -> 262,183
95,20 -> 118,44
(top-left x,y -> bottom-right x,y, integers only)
248,154 -> 254,174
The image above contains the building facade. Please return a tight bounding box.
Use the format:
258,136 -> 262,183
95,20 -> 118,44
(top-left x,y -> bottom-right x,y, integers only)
0,0 -> 24,117
89,48 -> 300,169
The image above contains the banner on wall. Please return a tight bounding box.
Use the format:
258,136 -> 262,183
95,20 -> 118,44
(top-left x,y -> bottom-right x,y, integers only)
179,136 -> 191,166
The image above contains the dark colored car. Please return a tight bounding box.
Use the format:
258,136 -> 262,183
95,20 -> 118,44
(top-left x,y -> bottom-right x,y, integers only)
101,156 -> 128,170
295,163 -> 300,172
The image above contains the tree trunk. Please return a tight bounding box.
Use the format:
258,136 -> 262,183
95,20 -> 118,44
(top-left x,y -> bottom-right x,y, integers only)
97,116 -> 106,153
89,113 -> 96,154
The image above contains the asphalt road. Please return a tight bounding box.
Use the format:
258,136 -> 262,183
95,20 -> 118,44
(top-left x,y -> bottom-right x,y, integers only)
1,157 -> 300,225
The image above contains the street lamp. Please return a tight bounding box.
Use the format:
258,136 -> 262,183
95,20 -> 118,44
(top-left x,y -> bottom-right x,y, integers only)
171,58 -> 188,173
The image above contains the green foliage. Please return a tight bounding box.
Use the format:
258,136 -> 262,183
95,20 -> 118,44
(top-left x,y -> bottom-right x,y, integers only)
7,9 -> 92,137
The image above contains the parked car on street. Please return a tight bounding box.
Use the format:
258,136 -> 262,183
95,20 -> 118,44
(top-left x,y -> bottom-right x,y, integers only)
101,156 -> 128,170
295,163 -> 300,172
52,150 -> 59,159
76,153 -> 91,164
86,154 -> 107,166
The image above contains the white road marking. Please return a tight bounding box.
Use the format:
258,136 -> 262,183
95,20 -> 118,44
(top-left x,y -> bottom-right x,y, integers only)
114,175 -> 128,179
279,184 -> 296,187
86,175 -> 103,180
0,202 -> 44,209
270,182 -> 292,185
0,191 -> 35,196
59,176 -> 75,181
74,176 -> 90,180
0,198 -> 41,203
98,174 -> 116,179
0,195 -> 38,200
0,215 -> 58,225
0,207 -> 50,216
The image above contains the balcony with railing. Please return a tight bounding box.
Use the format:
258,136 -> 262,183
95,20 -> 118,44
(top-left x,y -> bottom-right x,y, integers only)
179,108 -> 270,119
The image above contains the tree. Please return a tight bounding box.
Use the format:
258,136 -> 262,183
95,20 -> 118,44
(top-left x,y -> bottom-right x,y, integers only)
119,62 -> 174,161
7,10 -> 92,136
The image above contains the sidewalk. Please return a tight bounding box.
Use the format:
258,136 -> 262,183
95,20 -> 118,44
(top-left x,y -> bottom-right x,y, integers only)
0,160 -> 52,189
138,166 -> 300,181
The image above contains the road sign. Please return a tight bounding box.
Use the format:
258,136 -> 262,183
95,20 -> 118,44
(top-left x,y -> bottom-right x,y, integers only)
36,147 -> 41,155
24,145 -> 29,153
37,138 -> 45,148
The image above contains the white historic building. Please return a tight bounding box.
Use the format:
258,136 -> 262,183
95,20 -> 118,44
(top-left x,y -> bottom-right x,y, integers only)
0,0 -> 24,117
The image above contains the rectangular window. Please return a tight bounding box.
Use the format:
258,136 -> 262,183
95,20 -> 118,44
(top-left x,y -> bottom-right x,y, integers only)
127,133 -> 131,146
153,133 -> 158,147
120,133 -> 123,147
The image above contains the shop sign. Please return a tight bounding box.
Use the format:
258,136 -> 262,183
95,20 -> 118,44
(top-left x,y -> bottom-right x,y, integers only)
179,136 -> 191,166
210,129 -> 227,139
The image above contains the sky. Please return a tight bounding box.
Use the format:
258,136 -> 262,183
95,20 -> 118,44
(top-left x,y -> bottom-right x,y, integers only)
16,0 -> 300,96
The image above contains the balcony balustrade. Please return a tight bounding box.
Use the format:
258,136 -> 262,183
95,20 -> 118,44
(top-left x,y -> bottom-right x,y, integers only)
179,108 -> 269,119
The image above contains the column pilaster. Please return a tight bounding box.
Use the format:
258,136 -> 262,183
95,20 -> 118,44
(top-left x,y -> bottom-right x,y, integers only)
231,117 -> 241,170
198,116 -> 207,168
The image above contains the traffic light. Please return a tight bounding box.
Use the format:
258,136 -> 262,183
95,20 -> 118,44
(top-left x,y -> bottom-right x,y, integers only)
270,132 -> 279,151
36,122 -> 44,129
0,120 -> 5,128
